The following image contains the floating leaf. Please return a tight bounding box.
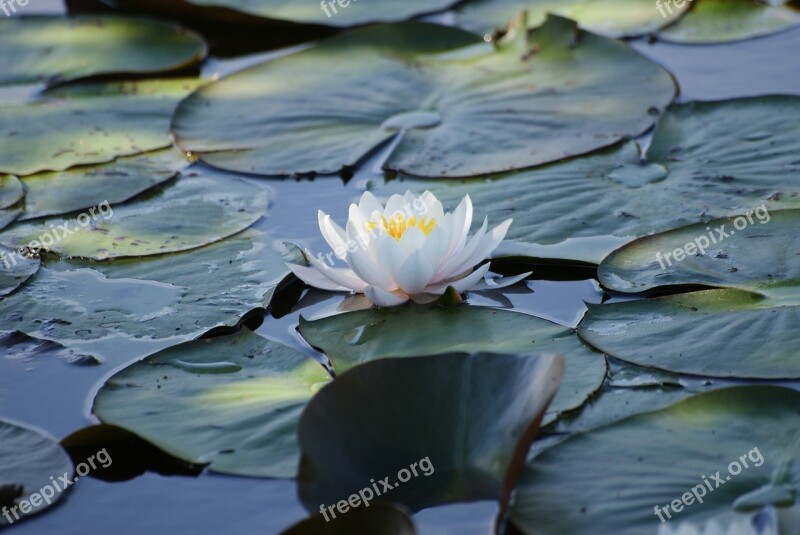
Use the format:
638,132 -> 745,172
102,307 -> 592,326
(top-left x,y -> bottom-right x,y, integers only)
456,0 -> 689,37
0,244 -> 38,297
0,174 -> 267,259
298,352 -> 564,513
0,16 -> 206,87
172,16 -> 675,177
281,504 -> 416,535
510,386 -> 800,535
376,96 -> 800,263
19,149 -> 187,220
658,0 -> 800,43
0,176 -> 24,209
93,327 -> 331,478
0,418 -> 73,527
299,304 -> 606,421
0,79 -> 203,176
0,228 -> 289,347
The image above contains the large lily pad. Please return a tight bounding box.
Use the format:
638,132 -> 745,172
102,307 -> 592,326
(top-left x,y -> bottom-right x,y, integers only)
19,149 -> 187,220
178,0 -> 457,27
297,352 -> 564,512
0,173 -> 267,259
172,15 -> 675,177
0,245 -> 39,297
0,79 -> 203,176
376,96 -> 800,263
510,386 -> 800,535
0,228 -> 290,348
456,0 -> 689,37
93,327 -> 331,478
0,16 -> 206,87
299,304 -> 606,422
0,418 -> 73,527
580,209 -> 800,378
658,0 -> 800,43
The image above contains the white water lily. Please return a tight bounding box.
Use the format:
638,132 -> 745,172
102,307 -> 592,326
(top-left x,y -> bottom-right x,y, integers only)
287,190 -> 529,307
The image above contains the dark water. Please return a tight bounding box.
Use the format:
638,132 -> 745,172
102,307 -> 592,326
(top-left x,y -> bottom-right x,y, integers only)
3,10 -> 800,535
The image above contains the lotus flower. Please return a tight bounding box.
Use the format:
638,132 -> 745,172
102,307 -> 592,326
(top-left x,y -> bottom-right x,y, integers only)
287,190 -> 530,307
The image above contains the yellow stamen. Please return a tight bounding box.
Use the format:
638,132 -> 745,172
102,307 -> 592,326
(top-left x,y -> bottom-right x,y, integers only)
366,215 -> 437,240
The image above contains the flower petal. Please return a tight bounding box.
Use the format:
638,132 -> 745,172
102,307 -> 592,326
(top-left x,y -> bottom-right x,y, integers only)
446,194 -> 472,258
437,215 -> 487,279
347,242 -> 396,290
307,253 -> 367,291
421,225 -> 450,275
357,191 -> 384,221
395,250 -> 435,295
376,234 -> 410,285
449,218 -> 512,276
318,211 -> 348,259
472,271 -> 532,291
426,262 -> 491,294
286,263 -> 349,291
365,286 -> 409,307
397,225 -> 427,254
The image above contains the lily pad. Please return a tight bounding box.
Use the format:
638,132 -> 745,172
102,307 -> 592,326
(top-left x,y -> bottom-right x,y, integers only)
297,352 -> 563,513
93,327 -> 332,478
0,176 -> 24,209
0,228 -> 290,347
172,15 -> 675,177
178,0 -> 457,27
281,504 -> 417,535
0,79 -> 203,176
19,149 -> 187,220
456,0 -> 689,37
0,244 -> 39,297
376,96 -> 800,263
0,16 -> 206,87
510,386 -> 800,535
0,173 -> 267,259
0,418 -> 73,527
658,0 -> 800,43
298,304 -> 606,421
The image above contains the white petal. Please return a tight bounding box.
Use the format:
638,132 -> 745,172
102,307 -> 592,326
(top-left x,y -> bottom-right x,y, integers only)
286,263 -> 349,291
419,190 -> 444,222
376,234 -> 410,285
307,253 -> 367,291
347,244 -> 396,290
346,220 -> 379,257
365,286 -> 409,307
409,292 -> 440,304
426,262 -> 491,294
318,211 -> 348,259
395,250 -> 435,295
383,194 -> 410,220
472,271 -> 532,291
357,191 -> 384,221
397,226 -> 427,254
420,225 -> 450,274
437,215 -> 487,279
449,218 -> 512,276
446,194 -> 472,258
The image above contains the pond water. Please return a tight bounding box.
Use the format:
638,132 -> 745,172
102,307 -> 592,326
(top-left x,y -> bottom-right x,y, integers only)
3,4 -> 800,534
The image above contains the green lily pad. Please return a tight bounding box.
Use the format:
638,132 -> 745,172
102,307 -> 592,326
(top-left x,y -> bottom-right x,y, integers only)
180,0 -> 457,27
19,149 -> 187,220
281,504 -> 417,535
0,228 -> 290,348
456,0 -> 689,37
376,96 -> 800,263
0,245 -> 39,297
0,79 -> 203,176
299,304 -> 606,421
0,176 -> 24,209
658,0 -> 800,43
297,352 -> 564,512
0,173 -> 267,260
93,327 -> 332,478
510,386 -> 800,535
0,418 -> 73,527
0,16 -> 206,87
172,15 -> 675,177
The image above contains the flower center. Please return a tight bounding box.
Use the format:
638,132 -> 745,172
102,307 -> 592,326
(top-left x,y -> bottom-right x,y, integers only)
366,215 -> 437,241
